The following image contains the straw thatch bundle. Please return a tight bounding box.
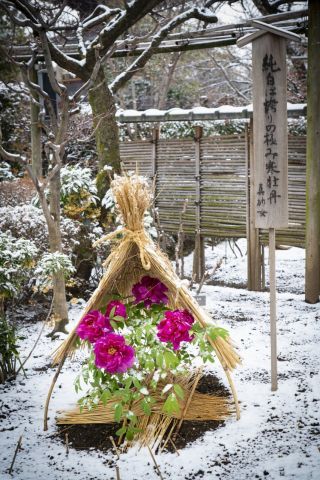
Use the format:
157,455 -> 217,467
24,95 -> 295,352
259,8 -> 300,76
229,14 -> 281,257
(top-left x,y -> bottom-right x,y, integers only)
57,370 -> 234,451
44,174 -> 241,445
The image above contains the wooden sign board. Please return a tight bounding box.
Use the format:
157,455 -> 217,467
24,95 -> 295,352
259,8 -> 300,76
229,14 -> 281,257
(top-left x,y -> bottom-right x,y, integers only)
252,33 -> 288,229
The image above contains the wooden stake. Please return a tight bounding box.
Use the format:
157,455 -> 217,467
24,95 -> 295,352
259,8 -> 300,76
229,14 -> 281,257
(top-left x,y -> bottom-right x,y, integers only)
269,228 -> 278,391
147,445 -> 164,480
110,436 -> 120,459
65,433 -> 69,455
8,435 -> 23,475
169,438 -> 180,456
115,465 -> 121,480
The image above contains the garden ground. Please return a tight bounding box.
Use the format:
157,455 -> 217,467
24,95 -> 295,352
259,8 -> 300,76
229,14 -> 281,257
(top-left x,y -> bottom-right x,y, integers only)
0,240 -> 319,479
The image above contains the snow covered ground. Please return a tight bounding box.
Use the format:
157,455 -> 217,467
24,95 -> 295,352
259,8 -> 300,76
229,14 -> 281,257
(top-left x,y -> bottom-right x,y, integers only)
1,241 -> 319,480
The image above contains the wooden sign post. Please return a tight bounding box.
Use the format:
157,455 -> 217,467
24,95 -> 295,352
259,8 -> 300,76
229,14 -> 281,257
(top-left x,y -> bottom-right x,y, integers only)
253,33 -> 288,392
238,23 -> 301,391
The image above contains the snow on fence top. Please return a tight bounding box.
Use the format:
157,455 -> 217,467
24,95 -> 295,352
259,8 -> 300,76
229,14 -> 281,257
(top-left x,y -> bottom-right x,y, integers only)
116,103 -> 306,123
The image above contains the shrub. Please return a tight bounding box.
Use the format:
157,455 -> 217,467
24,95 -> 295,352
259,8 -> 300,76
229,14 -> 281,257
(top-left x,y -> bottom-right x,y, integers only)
0,232 -> 37,383
34,251 -> 75,292
0,315 -> 24,383
0,231 -> 38,303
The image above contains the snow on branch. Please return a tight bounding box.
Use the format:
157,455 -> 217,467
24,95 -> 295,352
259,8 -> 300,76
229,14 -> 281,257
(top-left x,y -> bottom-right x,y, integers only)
82,5 -> 122,31
110,6 -> 218,94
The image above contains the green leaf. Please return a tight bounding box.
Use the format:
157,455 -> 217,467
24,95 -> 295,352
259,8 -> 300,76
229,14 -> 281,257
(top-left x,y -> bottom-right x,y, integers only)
116,426 -> 127,437
114,403 -> 123,422
145,358 -> 155,370
110,320 -> 118,330
141,399 -> 151,415
173,384 -> 184,400
125,377 -> 133,390
133,377 -> 142,390
207,326 -> 229,341
126,428 -> 134,441
162,393 -> 180,416
100,390 -> 111,406
164,351 -> 179,369
156,351 -> 164,368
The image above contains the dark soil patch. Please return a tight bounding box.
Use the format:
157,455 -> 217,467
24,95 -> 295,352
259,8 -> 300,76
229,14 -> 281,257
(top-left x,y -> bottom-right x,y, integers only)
57,374 -> 230,453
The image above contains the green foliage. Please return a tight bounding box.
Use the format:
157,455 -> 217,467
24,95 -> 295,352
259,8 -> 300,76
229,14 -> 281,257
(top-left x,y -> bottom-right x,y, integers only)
0,315 -> 24,383
0,83 -> 30,164
0,232 -> 38,299
33,165 -> 100,221
34,251 -> 75,292
0,161 -> 15,182
75,297 -> 230,441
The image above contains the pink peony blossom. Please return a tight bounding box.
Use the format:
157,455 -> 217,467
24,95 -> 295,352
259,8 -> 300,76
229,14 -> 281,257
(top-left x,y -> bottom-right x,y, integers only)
76,310 -> 112,344
157,309 -> 195,350
132,276 -> 168,308
106,300 -> 127,320
94,333 -> 135,373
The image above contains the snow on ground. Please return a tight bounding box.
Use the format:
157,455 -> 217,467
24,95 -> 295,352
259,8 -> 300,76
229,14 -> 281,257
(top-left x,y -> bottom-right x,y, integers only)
1,240 -> 319,479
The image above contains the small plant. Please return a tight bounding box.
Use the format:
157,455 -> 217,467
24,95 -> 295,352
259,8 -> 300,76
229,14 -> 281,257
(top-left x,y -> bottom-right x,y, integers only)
34,251 -> 75,292
75,275 -> 228,441
0,315 -> 24,384
0,232 -> 37,383
0,232 -> 38,309
0,161 -> 15,181
32,165 -> 100,221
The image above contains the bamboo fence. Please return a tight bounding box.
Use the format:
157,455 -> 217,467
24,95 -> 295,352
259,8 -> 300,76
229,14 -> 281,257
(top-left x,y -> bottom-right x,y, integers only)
120,133 -> 306,246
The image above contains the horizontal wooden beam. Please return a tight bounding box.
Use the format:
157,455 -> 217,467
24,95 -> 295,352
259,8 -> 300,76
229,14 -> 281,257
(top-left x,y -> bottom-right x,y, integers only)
116,104 -> 306,123
251,20 -> 302,42
10,9 -> 308,62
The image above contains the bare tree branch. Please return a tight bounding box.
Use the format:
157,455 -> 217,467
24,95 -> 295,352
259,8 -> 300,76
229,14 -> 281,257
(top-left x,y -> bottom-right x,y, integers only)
110,6 -> 218,93
208,52 -> 250,101
39,31 -> 66,96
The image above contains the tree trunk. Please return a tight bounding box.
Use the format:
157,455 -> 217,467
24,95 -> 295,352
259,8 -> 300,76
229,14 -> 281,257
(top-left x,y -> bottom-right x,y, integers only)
30,66 -> 42,178
48,168 -> 69,334
88,67 -> 121,197
305,0 -> 320,303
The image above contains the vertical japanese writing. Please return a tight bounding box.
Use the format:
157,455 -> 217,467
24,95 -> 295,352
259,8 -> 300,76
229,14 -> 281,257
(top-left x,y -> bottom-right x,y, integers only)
256,53 -> 282,218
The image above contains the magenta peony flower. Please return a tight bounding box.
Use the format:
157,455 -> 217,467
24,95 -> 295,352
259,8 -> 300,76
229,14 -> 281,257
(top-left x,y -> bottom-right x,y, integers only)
106,300 -> 127,320
94,333 -> 135,373
132,276 -> 168,308
76,310 -> 112,344
157,309 -> 195,350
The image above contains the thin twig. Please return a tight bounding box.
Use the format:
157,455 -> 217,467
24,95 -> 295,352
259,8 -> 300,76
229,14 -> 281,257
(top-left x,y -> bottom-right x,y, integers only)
147,445 -> 164,480
65,433 -> 69,455
110,436 -> 120,459
169,438 -> 180,456
115,465 -> 121,480
8,435 -> 23,474
174,369 -> 202,438
16,298 -> 53,376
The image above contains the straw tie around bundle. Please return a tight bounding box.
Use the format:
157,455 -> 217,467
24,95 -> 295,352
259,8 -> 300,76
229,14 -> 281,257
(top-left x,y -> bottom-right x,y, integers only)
94,227 -> 151,270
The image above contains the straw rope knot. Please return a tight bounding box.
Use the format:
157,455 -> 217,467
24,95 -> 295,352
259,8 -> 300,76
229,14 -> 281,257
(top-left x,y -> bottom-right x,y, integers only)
94,227 -> 152,271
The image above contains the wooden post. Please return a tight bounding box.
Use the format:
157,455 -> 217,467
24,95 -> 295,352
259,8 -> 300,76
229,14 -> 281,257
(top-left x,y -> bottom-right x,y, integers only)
269,228 -> 277,390
30,65 -> 42,177
251,32 -> 289,391
246,120 -> 262,290
151,127 -> 159,180
305,0 -> 320,304
193,126 -> 205,282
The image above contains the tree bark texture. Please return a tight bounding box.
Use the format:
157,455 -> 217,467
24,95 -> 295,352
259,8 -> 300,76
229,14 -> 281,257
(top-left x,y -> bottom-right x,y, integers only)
88,67 -> 121,197
30,67 -> 42,178
305,0 -> 320,303
48,168 -> 68,333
